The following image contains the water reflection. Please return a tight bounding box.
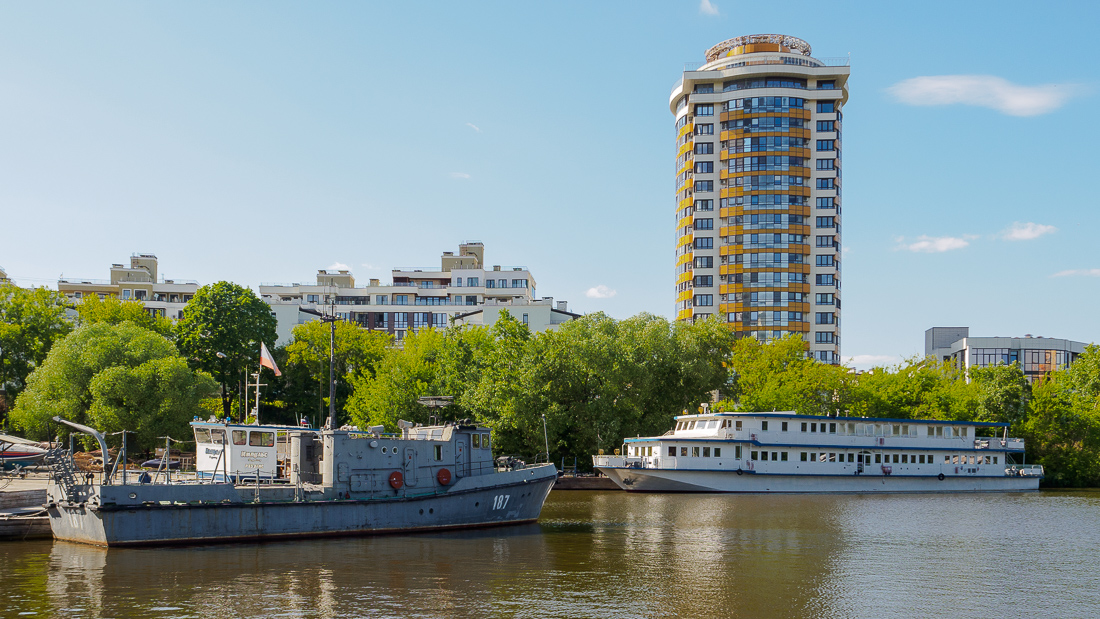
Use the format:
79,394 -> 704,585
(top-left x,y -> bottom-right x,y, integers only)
1,491 -> 1099,618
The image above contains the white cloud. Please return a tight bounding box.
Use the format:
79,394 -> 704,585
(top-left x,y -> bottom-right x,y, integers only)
887,75 -> 1080,117
844,355 -> 902,371
1051,269 -> 1100,278
585,285 -> 617,299
450,172 -> 471,179
465,122 -> 481,133
327,262 -> 350,271
896,235 -> 973,253
699,0 -> 719,15
1001,222 -> 1057,241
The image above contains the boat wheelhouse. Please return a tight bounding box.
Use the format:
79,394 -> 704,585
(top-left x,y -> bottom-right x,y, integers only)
191,421 -> 311,481
593,411 -> 1042,493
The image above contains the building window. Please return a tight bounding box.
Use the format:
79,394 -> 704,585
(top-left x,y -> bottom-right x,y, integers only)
816,255 -> 835,267
816,178 -> 835,189
815,312 -> 835,325
522,313 -> 528,325
465,295 -> 477,306
695,123 -> 714,134
817,101 -> 835,113
694,84 -> 714,94
485,279 -> 496,288
694,104 -> 714,116
816,120 -> 835,132
394,313 -> 409,329
816,140 -> 834,151
816,197 -> 835,209
694,142 -> 714,155
412,313 -> 430,328
393,295 -> 409,305
693,294 -> 713,307
816,235 -> 834,248
694,180 -> 713,192
693,237 -> 713,249
816,216 -> 835,228
694,161 -> 714,173
817,80 -> 835,90
816,274 -> 835,286
815,293 -> 835,305
693,275 -> 713,287
511,279 -> 528,288
816,159 -> 835,170
694,199 -> 714,211
694,218 -> 713,230
454,278 -> 463,287
499,279 -> 508,288
466,277 -> 479,287
694,256 -> 713,268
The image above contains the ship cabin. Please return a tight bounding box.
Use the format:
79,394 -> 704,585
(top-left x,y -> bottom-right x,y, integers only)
617,411 -> 1040,478
192,421 -> 314,482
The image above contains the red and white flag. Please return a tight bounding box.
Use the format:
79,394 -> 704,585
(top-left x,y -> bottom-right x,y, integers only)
259,342 -> 281,377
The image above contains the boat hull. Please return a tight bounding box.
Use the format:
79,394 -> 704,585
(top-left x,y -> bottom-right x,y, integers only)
48,465 -> 557,547
596,467 -> 1041,493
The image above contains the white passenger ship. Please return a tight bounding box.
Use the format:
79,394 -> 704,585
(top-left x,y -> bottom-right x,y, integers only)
593,411 -> 1043,493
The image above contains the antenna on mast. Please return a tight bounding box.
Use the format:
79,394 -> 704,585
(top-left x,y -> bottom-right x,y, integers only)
299,303 -> 340,431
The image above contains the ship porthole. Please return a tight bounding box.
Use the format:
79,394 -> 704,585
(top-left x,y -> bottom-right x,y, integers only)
429,508 -> 434,514
128,493 -> 137,499
475,502 -> 479,507
419,509 -> 424,515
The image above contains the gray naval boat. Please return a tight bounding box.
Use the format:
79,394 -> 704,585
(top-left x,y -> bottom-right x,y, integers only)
45,416 -> 557,547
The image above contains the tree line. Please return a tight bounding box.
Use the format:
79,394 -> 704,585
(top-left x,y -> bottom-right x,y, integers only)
2,280 -> 1098,486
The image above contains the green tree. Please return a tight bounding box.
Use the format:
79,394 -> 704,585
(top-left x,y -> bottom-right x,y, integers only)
284,320 -> 390,425
76,294 -> 174,336
848,357 -> 976,421
724,334 -> 854,416
175,282 -> 277,419
0,283 -> 73,416
970,363 -> 1031,426
11,322 -> 216,451
347,327 -> 449,430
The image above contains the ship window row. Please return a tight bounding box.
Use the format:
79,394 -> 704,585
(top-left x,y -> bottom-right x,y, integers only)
749,451 -> 789,461
665,446 -> 726,458
798,452 -> 999,465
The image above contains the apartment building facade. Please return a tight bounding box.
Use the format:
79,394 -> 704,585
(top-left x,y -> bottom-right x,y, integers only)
925,326 -> 1088,384
670,34 -> 849,363
57,253 -> 198,320
260,242 -> 574,345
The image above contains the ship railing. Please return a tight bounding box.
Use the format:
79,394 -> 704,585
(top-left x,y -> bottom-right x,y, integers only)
1006,464 -> 1044,478
592,455 -> 627,468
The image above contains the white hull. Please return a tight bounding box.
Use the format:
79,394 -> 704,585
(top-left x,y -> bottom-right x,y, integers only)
596,467 -> 1041,493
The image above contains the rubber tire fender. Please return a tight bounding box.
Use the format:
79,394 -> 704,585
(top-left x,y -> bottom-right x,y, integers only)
736,469 -> 743,476
937,473 -> 945,481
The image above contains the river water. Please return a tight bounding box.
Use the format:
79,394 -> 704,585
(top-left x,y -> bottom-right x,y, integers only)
3,490 -> 1099,618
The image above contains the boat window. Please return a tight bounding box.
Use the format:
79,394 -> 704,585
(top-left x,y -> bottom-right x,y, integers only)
210,429 -> 226,444
901,425 -> 909,436
961,427 -> 968,437
761,421 -> 769,431
703,447 -> 711,457
891,454 -> 898,463
194,428 -> 211,443
675,422 -> 682,431
829,453 -> 836,462
847,423 -> 855,435
781,452 -> 788,461
969,455 -> 976,465
984,455 -> 990,464
249,431 -> 275,447
771,452 -> 778,461
735,420 -> 742,431
819,453 -> 827,462
829,423 -> 836,434
781,422 -> 788,432
801,452 -> 807,461
810,423 -> 817,432
381,447 -> 387,454
680,447 -> 688,456
688,421 -> 696,430
993,456 -> 998,464
750,450 -> 758,460
668,446 -> 676,457
801,422 -> 807,432
944,427 -> 953,438
714,447 -> 721,457
472,434 -> 481,449
901,455 -> 908,463
692,446 -> 700,457
735,446 -> 742,459
928,426 -> 935,437
875,454 -> 881,463
232,430 -> 247,446
482,433 -> 490,447
918,455 -> 924,464
434,445 -> 442,461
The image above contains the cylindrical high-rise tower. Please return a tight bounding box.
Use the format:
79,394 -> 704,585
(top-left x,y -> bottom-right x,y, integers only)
670,34 -> 849,364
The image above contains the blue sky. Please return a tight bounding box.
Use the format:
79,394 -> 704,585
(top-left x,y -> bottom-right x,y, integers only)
2,1 -> 1098,368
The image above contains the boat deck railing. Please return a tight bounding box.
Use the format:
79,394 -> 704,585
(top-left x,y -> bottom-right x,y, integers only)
1007,464 -> 1044,478
975,438 -> 1025,450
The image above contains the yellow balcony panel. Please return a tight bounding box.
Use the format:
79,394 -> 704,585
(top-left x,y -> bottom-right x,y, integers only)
677,235 -> 694,248
678,215 -> 694,229
677,271 -> 693,285
676,309 -> 694,322
676,290 -> 694,303
676,252 -> 694,267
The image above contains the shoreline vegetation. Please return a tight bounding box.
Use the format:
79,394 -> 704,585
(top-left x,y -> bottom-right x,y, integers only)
3,281 -> 1098,487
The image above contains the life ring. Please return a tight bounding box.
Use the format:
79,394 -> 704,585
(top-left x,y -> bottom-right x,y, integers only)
937,473 -> 945,481
388,471 -> 404,489
436,468 -> 452,486
736,469 -> 743,476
